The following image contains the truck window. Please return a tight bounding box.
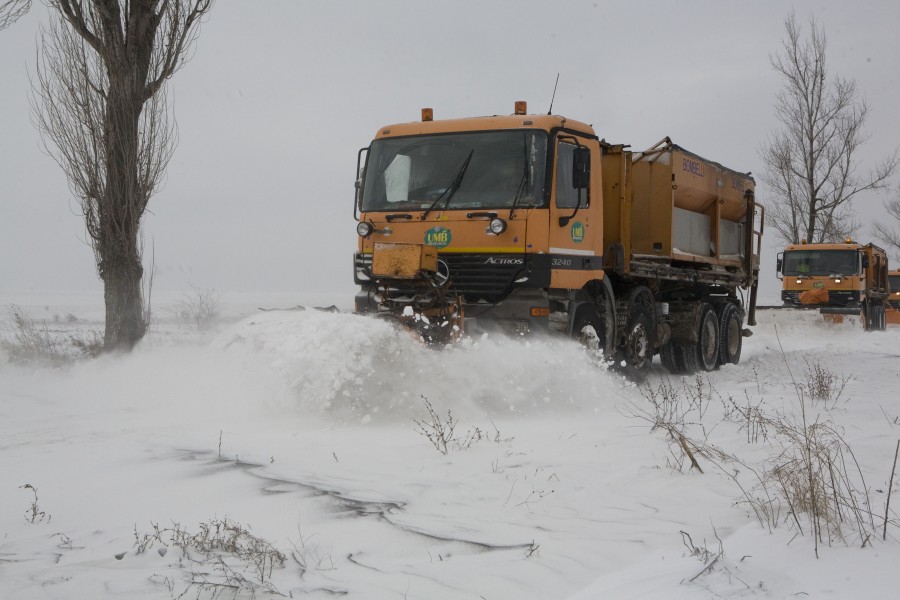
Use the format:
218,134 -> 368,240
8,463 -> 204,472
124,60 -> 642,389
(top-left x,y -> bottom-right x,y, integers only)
360,131 -> 548,212
555,142 -> 589,209
782,249 -> 859,276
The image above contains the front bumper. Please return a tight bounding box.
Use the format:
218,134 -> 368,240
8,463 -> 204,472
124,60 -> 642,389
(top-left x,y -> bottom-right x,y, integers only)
355,287 -> 550,337
781,289 -> 860,307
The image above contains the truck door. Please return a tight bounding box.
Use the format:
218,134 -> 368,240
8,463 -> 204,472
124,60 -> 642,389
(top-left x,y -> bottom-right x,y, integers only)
548,137 -> 603,288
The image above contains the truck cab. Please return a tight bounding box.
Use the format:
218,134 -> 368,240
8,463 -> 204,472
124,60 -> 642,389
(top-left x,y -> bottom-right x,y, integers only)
777,239 -> 889,329
353,102 -> 605,337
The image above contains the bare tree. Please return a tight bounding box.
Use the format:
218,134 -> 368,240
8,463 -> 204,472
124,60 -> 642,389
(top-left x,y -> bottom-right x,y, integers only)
873,189 -> 900,258
32,0 -> 213,351
0,0 -> 30,29
760,12 -> 898,246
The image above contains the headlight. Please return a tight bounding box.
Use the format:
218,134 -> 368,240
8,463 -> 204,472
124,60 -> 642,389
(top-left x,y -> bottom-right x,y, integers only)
488,218 -> 507,235
356,221 -> 374,237
834,278 -> 842,284
796,278 -> 802,284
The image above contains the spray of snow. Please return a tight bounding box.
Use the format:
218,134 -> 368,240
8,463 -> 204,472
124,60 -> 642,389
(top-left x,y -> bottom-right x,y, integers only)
212,308 -> 626,422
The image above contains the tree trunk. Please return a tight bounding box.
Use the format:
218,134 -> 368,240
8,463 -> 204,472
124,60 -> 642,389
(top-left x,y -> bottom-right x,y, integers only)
100,243 -> 144,350
100,83 -> 146,350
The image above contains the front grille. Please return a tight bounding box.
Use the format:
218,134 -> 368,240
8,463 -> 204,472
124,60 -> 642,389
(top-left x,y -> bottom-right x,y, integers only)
355,252 -> 526,302
441,254 -> 524,302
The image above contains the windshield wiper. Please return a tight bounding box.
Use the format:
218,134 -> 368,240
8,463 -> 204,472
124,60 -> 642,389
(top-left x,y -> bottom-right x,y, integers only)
509,133 -> 531,219
508,172 -> 529,220
421,150 -> 474,221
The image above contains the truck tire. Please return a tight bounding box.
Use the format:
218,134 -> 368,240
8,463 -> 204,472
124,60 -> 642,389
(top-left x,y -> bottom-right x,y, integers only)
571,286 -> 615,359
572,300 -> 608,357
717,303 -> 742,366
623,307 -> 653,371
659,340 -> 689,374
621,287 -> 656,372
660,305 -> 718,374
862,301 -> 885,331
695,303 -> 719,372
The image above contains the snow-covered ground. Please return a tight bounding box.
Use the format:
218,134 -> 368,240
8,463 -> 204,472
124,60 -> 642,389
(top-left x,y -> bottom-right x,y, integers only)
1,294 -> 899,599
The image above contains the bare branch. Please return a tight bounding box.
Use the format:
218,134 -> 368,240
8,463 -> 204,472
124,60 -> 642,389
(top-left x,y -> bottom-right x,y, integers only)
873,189 -> 900,258
759,12 -> 899,245
0,0 -> 30,30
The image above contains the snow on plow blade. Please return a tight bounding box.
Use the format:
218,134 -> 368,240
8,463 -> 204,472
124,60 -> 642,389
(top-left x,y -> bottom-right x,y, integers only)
368,243 -> 463,345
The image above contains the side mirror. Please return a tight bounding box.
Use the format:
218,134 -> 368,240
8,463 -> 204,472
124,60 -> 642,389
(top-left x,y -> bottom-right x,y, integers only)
354,146 -> 369,219
861,254 -> 869,269
776,258 -> 782,272
572,147 -> 590,189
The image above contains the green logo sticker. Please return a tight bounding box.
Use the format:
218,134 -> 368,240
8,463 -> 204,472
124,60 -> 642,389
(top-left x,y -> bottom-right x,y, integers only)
813,281 -> 824,289
424,226 -> 452,249
570,221 -> 585,243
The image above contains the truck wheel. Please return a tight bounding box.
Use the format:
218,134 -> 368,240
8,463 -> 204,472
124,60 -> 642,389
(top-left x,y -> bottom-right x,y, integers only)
621,287 -> 656,372
717,303 -> 742,365
571,287 -> 615,359
695,303 -> 719,372
862,301 -> 877,331
623,308 -> 653,371
660,341 -> 689,374
572,300 -> 608,358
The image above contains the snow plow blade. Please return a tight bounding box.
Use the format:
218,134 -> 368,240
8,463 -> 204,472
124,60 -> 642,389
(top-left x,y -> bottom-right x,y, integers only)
819,306 -> 862,315
364,242 -> 463,345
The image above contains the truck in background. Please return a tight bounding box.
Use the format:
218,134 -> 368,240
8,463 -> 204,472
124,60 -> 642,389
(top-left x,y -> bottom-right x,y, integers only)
777,240 -> 889,330
353,102 -> 764,374
887,270 -> 900,326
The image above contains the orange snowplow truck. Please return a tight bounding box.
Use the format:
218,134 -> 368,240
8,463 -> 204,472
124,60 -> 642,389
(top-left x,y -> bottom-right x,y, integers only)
777,240 -> 890,330
887,270 -> 900,326
353,102 -> 764,374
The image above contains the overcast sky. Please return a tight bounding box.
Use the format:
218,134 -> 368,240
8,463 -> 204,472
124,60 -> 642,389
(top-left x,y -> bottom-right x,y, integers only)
1,0 -> 898,303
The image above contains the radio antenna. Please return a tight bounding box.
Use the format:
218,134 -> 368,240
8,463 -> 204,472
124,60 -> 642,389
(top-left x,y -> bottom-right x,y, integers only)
547,73 -> 560,115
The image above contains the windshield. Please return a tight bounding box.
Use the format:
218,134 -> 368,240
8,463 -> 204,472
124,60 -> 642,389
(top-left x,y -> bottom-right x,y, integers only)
782,249 -> 859,276
361,131 -> 548,212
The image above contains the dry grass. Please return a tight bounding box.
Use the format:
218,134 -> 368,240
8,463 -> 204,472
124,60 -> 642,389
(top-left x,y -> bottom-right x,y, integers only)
2,305 -> 102,364
629,353 -> 892,553
413,396 -> 512,455
627,376 -> 715,472
802,358 -> 851,409
19,483 -> 50,524
134,518 -> 285,597
3,305 -> 71,366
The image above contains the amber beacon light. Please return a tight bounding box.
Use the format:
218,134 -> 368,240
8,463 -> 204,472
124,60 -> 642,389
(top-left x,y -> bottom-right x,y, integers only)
421,108 -> 433,122
514,101 -> 527,115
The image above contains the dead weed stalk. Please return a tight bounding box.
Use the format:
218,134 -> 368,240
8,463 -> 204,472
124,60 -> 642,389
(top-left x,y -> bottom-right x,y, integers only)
414,396 -> 511,454
134,518 -> 285,597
